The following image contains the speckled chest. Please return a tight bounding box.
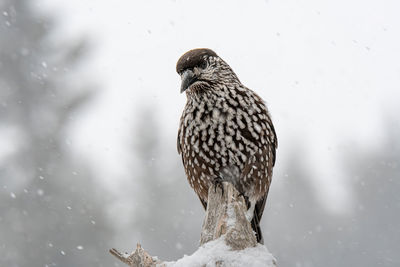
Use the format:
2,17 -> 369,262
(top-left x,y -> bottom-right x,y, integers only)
178,85 -> 272,198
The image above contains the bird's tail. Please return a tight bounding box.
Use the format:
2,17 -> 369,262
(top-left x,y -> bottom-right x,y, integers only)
251,207 -> 264,244
245,196 -> 266,244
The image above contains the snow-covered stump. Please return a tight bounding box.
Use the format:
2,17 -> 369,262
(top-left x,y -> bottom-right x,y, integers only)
110,182 -> 276,267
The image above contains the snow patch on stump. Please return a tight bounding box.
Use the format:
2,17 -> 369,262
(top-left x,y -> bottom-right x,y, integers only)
166,236 -> 276,267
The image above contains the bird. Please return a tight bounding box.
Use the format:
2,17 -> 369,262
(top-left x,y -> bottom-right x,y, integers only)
176,48 -> 277,244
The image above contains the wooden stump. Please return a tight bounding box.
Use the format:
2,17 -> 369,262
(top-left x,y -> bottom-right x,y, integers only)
200,182 -> 257,250
110,182 -> 275,266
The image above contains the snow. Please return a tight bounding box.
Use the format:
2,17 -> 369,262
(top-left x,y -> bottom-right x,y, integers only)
165,237 -> 276,267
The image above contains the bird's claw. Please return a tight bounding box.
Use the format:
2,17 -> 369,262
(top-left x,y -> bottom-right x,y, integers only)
212,176 -> 224,196
239,193 -> 250,208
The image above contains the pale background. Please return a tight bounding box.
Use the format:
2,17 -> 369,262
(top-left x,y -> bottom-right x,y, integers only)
1,0 -> 399,266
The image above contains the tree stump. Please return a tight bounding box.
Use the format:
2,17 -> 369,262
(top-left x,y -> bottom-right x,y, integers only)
199,182 -> 257,249
110,182 -> 276,266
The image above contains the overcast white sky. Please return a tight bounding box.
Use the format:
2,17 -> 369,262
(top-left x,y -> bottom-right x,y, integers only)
38,0 -> 400,214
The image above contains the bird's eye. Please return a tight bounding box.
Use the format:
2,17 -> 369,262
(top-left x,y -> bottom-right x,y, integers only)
200,61 -> 208,69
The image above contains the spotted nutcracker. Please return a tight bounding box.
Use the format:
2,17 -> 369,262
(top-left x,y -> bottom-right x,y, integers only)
176,48 -> 277,244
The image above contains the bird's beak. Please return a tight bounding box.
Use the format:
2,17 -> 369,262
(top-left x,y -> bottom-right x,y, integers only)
180,69 -> 197,93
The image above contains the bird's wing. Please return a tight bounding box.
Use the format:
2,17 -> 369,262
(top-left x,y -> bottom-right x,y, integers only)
199,197 -> 207,210
239,107 -> 277,221
177,127 -> 182,154
269,116 -> 278,167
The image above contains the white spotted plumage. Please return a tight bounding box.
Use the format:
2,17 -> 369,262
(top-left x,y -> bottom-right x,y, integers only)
178,79 -> 276,203
176,48 -> 277,244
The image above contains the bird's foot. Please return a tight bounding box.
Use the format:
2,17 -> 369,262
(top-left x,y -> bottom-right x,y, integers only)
238,193 -> 250,208
212,176 -> 224,196
238,192 -> 248,201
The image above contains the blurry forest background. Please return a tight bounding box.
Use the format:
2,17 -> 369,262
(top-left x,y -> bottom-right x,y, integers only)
1,0 -> 399,267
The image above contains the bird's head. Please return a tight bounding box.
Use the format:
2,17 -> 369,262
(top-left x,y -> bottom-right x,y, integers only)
176,48 -> 239,94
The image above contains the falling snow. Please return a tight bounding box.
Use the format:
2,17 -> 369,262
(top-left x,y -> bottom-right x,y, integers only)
0,1 -> 399,267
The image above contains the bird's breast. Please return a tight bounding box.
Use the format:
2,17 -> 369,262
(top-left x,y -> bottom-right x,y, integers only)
181,101 -> 252,173
178,86 -> 276,203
